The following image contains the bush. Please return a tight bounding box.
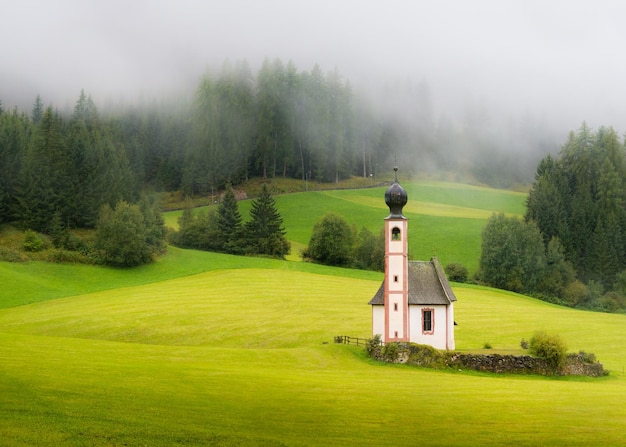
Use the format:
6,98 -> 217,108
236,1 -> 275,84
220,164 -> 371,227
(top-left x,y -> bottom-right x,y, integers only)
45,249 -> 91,264
445,262 -> 468,282
0,246 -> 28,262
365,335 -> 383,358
595,292 -> 625,313
561,280 -> 588,307
529,331 -> 567,373
576,351 -> 596,364
382,342 -> 399,362
406,343 -> 448,368
94,201 -> 154,267
21,229 -> 45,252
304,212 -> 355,267
354,227 -> 384,271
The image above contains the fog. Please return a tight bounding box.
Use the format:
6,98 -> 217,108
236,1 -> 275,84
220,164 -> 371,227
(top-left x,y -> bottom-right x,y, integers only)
3,0 -> 626,140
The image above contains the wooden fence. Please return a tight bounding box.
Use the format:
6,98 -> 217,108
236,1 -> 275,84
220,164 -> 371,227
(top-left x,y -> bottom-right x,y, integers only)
334,335 -> 382,347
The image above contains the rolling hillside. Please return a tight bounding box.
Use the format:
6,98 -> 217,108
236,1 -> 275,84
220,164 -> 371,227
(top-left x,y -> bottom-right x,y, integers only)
0,254 -> 624,446
1,181 -> 624,446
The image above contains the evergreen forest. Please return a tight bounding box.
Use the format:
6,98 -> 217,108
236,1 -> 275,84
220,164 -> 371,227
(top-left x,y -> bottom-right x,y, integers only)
0,58 -> 554,234
479,124 -> 626,312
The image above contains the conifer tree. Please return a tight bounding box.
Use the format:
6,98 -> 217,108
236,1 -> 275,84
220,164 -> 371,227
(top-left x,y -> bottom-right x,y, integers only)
0,108 -> 30,223
138,194 -> 167,256
526,123 -> 626,293
18,106 -> 65,232
216,185 -> 244,254
244,184 -> 290,258
32,95 -> 43,124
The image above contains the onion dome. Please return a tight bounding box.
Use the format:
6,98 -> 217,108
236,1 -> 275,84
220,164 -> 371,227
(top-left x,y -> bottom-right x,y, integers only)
384,166 -> 408,218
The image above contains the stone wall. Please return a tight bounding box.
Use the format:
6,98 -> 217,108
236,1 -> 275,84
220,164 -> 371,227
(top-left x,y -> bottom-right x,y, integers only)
448,353 -> 553,375
448,353 -> 605,376
368,342 -> 607,377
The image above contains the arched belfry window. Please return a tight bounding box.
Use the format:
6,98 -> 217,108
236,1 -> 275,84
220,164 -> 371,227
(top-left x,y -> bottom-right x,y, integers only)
391,227 -> 401,241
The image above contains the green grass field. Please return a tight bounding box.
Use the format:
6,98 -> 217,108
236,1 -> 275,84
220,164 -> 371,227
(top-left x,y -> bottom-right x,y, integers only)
1,181 -> 624,446
164,181 -> 527,273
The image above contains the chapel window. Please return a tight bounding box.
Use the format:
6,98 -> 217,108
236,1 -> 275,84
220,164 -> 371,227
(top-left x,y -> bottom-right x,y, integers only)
423,309 -> 433,333
392,227 -> 401,240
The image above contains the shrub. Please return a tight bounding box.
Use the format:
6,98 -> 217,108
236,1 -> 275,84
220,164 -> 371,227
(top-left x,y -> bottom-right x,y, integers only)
382,342 -> 399,362
354,227 -> 384,271
365,335 -> 383,358
529,331 -> 567,373
445,262 -> 469,283
562,280 -> 588,307
45,249 -> 91,264
595,292 -> 625,313
304,212 -> 355,267
406,343 -> 448,368
0,246 -> 28,262
576,350 -> 596,364
94,201 -> 153,267
21,229 -> 45,252
520,339 -> 529,349
483,342 -> 492,349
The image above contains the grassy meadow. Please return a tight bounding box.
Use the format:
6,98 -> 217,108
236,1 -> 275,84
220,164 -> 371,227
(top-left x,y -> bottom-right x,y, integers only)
1,181 -> 625,446
164,180 -> 527,272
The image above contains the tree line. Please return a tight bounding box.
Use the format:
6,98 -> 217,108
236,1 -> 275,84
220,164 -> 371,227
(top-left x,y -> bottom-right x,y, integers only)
479,124 -> 626,312
1,58 -> 556,234
0,92 -> 136,232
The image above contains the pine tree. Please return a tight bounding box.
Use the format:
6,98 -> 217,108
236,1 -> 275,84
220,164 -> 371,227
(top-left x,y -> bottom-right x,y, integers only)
18,106 -> 66,232
244,184 -> 290,258
216,185 -> 244,254
138,194 -> 167,256
32,95 -> 43,124
0,108 -> 31,223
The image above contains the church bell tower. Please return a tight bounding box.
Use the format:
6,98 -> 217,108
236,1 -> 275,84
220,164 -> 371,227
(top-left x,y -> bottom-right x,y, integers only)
383,167 -> 409,342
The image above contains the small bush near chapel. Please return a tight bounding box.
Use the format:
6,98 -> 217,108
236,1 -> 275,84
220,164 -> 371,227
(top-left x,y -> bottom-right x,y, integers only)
529,331 -> 567,373
366,335 -> 383,358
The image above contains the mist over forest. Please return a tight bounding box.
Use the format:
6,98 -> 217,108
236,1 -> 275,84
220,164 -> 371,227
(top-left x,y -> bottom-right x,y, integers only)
1,57 -> 559,200
4,0 -> 626,189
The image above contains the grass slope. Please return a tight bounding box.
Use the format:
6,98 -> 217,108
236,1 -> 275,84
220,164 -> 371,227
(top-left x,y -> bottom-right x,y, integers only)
2,182 -> 623,446
0,246 -> 381,310
1,251 -> 625,446
164,181 -> 526,273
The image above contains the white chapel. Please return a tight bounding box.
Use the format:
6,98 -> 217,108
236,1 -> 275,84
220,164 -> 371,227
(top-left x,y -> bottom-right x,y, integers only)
368,169 -> 456,350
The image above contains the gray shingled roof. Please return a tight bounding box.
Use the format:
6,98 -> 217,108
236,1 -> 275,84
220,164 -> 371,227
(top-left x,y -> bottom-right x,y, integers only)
368,257 -> 457,305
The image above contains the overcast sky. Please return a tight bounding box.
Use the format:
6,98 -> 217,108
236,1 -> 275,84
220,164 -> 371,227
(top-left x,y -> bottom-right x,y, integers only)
3,0 -> 626,134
